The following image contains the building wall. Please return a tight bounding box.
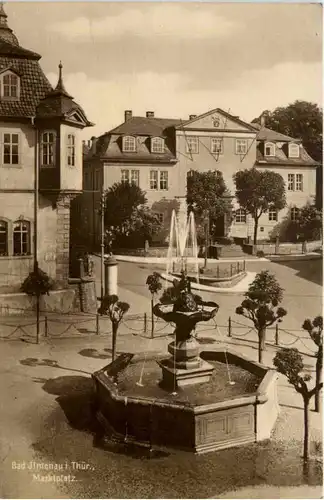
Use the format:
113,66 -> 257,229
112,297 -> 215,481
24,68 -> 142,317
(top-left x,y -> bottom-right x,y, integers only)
60,124 -> 83,191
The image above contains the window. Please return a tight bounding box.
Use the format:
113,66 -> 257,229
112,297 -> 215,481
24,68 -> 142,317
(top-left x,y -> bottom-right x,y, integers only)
2,73 -> 19,99
288,173 -> 303,192
291,207 -> 299,221
211,138 -> 223,154
0,220 -> 8,256
3,133 -> 19,165
131,170 -> 140,186
235,139 -> 248,155
268,208 -> 278,222
150,170 -> 158,190
41,131 -> 55,166
186,136 -> 199,154
121,169 -> 129,182
265,142 -> 275,157
289,143 -> 300,158
13,220 -> 30,256
296,174 -> 303,191
155,213 -> 164,224
151,137 -> 164,154
160,171 -> 168,190
235,209 -> 246,223
122,136 -> 136,152
67,134 -> 75,166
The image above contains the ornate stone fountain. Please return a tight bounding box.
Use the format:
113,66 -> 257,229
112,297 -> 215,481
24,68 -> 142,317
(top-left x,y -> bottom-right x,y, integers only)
153,272 -> 219,388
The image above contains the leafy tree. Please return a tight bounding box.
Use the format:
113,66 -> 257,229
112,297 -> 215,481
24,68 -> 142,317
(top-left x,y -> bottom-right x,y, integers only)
146,273 -> 162,337
21,265 -> 54,344
233,168 -> 286,244
236,271 -> 287,363
187,170 -> 232,265
273,347 -> 323,462
104,181 -> 161,247
98,294 -> 130,361
253,101 -> 323,163
296,204 -> 322,242
302,316 -> 323,413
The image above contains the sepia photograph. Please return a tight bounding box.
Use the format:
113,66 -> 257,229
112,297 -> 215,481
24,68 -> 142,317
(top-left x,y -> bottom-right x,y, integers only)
0,1 -> 322,499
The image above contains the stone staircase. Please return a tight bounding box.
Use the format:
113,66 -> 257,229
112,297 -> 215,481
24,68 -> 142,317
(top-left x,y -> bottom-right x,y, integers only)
218,244 -> 247,259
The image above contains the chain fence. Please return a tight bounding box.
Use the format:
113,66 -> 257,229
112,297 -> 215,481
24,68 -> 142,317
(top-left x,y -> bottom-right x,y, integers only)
0,306 -> 318,357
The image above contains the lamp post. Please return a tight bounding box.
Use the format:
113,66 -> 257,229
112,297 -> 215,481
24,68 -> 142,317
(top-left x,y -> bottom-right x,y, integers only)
203,207 -> 210,269
100,190 -> 105,301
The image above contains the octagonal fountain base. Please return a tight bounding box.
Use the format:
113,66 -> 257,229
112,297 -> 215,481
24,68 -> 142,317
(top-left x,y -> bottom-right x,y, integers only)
92,348 -> 280,455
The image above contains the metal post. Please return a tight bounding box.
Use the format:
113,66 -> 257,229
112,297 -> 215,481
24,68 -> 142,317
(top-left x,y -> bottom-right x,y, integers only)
100,190 -> 105,301
44,316 -> 48,337
96,313 -> 100,335
228,316 -> 232,337
230,264 -> 233,277
204,208 -> 209,269
275,323 -> 279,346
144,312 -> 147,333
33,124 -> 40,344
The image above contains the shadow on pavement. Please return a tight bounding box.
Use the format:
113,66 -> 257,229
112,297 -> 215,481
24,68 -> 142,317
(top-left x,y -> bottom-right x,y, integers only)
270,258 -> 323,287
20,357 -> 91,375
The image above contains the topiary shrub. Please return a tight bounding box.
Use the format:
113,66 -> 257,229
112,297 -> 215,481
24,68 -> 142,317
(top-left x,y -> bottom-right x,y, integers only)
21,267 -> 54,297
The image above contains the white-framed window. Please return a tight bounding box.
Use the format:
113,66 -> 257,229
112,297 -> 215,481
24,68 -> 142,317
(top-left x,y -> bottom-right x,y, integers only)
41,131 -> 55,166
235,139 -> 248,155
160,171 -> 168,190
3,133 -> 19,165
122,136 -> 136,152
288,173 -> 303,192
150,170 -> 158,190
1,71 -> 20,99
67,134 -> 75,166
186,136 -> 199,154
291,207 -> 300,222
296,173 -> 303,191
0,220 -> 8,256
235,208 -> 246,223
13,220 -> 30,256
155,213 -> 164,224
289,143 -> 300,158
211,138 -> 223,154
131,170 -> 140,186
265,142 -> 275,157
151,137 -> 164,154
121,169 -> 129,182
268,208 -> 278,222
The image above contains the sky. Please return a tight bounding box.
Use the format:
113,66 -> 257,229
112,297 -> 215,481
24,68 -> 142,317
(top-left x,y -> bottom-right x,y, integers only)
5,2 -> 323,140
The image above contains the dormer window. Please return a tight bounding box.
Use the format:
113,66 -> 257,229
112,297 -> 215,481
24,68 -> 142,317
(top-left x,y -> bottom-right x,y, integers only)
264,142 -> 275,157
122,136 -> 136,153
288,143 -> 300,158
0,71 -> 20,100
151,137 -> 164,154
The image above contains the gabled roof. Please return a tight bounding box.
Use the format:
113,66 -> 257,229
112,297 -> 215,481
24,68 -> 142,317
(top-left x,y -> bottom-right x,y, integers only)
251,123 -> 300,142
109,116 -> 182,137
176,108 -> 257,131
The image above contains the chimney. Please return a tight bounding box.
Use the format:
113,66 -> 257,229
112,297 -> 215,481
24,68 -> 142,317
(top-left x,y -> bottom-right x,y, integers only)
260,114 -> 266,127
189,114 -> 197,120
91,136 -> 97,154
124,110 -> 132,122
146,111 -> 154,118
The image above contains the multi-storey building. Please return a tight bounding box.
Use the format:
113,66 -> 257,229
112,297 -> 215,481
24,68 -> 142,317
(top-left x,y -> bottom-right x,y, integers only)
81,107 -> 318,249
0,4 -> 92,289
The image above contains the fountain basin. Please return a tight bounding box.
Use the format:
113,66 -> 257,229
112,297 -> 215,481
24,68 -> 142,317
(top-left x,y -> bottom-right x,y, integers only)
92,348 -> 279,454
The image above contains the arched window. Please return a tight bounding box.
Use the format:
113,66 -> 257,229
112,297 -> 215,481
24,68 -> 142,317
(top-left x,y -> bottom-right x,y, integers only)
0,220 -> 8,256
264,142 -> 275,157
13,220 -> 30,256
122,136 -> 136,152
235,209 -> 246,223
289,143 -> 300,158
151,137 -> 164,153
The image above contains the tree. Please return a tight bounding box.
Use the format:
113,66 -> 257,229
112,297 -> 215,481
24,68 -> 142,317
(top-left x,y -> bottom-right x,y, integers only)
21,265 -> 54,344
146,272 -> 162,337
98,294 -> 130,361
273,348 -> 323,462
302,316 -> 323,413
253,101 -> 323,163
186,170 -> 233,265
233,168 -> 286,244
236,271 -> 287,363
104,181 -> 161,247
296,204 -> 322,242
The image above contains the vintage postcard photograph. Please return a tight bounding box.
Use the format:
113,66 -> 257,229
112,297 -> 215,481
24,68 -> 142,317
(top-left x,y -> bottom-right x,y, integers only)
0,1 -> 322,499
